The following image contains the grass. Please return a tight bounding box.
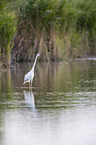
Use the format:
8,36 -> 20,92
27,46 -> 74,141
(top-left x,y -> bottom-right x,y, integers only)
0,0 -> 17,67
12,0 -> 96,61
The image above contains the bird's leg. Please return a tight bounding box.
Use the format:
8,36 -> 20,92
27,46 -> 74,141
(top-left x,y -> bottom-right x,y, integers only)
31,80 -> 32,87
29,81 -> 31,88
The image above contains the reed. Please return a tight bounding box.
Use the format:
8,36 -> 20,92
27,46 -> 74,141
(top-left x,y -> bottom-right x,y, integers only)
0,1 -> 17,67
0,0 -> 96,63
12,0 -> 96,61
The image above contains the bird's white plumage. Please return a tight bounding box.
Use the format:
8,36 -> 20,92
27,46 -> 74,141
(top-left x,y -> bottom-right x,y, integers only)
23,53 -> 40,86
24,69 -> 32,81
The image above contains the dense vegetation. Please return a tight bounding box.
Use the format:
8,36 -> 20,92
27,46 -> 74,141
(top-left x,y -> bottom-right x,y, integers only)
0,0 -> 16,67
0,0 -> 96,66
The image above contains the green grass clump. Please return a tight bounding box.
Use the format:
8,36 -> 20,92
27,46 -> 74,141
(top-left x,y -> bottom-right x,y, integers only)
0,1 -> 17,67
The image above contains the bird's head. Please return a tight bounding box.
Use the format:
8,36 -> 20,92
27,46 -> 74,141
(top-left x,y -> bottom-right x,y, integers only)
37,53 -> 40,57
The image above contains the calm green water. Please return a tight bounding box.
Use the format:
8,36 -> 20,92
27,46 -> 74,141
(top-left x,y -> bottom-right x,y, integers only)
0,60 -> 96,145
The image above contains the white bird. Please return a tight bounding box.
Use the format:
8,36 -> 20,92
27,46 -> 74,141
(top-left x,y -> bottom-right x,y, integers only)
23,53 -> 40,86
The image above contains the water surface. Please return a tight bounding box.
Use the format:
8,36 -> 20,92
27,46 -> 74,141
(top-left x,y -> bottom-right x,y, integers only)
0,60 -> 96,145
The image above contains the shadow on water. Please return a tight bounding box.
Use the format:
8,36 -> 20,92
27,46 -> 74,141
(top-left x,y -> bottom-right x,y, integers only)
24,89 -> 35,110
1,60 -> 96,145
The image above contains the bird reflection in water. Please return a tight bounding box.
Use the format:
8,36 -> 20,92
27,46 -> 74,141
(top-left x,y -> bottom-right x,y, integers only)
24,89 -> 35,110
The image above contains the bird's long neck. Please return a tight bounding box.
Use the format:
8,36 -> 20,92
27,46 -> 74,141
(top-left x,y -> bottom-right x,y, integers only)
32,55 -> 39,70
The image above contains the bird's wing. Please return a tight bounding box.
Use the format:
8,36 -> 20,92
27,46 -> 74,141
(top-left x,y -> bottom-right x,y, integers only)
24,70 -> 32,82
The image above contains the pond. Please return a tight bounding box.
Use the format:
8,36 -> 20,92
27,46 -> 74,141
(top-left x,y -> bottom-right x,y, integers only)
0,60 -> 96,145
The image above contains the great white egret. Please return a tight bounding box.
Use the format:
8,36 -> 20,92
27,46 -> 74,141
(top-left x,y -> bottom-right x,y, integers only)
23,53 -> 40,86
